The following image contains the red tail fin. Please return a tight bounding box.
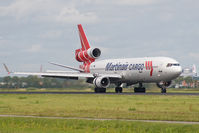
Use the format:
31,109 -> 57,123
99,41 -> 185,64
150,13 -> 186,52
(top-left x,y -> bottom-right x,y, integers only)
78,24 -> 90,50
76,24 -> 101,73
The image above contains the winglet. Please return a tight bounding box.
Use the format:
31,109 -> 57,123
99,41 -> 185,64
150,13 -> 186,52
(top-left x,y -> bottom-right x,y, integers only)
3,64 -> 12,74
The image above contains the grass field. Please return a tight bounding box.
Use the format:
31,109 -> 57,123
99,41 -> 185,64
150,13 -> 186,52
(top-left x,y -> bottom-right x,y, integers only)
1,87 -> 199,93
0,94 -> 199,122
0,117 -> 199,133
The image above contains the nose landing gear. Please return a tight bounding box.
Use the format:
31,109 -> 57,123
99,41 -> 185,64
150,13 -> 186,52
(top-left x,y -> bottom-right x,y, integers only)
161,88 -> 167,93
156,81 -> 171,94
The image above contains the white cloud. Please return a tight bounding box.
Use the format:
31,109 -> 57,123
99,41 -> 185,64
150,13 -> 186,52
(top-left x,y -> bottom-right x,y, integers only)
87,35 -> 108,43
55,7 -> 98,24
159,12 -> 174,22
0,0 -> 99,24
26,44 -> 42,53
189,53 -> 199,61
0,0 -> 43,20
40,30 -> 63,39
116,0 -> 159,5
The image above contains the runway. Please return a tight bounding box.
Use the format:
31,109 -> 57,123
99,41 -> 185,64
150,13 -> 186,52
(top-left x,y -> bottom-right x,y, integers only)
0,91 -> 199,95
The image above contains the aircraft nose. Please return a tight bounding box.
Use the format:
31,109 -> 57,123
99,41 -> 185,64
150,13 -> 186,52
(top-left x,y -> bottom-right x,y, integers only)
175,66 -> 182,76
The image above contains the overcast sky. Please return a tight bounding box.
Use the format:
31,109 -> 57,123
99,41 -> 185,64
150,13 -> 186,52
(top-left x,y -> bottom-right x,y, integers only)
0,0 -> 199,76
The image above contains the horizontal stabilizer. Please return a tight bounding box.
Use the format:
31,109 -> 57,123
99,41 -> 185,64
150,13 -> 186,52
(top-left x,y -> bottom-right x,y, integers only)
49,62 -> 84,72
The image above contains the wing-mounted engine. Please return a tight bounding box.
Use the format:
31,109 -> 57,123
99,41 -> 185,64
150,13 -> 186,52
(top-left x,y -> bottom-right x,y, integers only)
156,81 -> 172,88
75,48 -> 101,62
93,76 -> 110,88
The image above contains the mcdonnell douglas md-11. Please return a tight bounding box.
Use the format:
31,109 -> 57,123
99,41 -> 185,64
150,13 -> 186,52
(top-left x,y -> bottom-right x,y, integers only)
4,24 -> 182,93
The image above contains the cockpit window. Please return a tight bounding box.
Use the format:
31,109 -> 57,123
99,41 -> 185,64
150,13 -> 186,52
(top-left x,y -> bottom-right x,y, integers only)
167,63 -> 172,67
166,63 -> 180,67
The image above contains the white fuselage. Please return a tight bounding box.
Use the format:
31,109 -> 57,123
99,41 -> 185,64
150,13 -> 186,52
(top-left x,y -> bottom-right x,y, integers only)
90,57 -> 182,84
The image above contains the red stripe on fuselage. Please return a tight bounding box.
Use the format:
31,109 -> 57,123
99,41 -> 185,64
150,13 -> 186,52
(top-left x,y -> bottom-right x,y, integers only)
145,61 -> 153,76
150,61 -> 153,76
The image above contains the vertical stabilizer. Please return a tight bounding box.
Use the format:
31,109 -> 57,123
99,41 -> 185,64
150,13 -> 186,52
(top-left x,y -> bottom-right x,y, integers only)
78,24 -> 90,50
75,24 -> 101,73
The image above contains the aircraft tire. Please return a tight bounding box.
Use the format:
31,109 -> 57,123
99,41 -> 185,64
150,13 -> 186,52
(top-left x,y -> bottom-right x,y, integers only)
115,87 -> 119,93
115,87 -> 123,93
134,87 -> 146,93
134,87 -> 138,93
161,88 -> 166,93
95,88 -> 106,93
119,87 -> 123,93
141,87 -> 146,93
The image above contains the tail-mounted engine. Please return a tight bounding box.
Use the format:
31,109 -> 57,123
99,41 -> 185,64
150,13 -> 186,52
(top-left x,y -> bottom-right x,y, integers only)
75,48 -> 101,62
156,81 -> 172,88
93,76 -> 110,88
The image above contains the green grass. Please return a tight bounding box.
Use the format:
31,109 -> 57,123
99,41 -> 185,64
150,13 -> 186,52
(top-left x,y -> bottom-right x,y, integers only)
1,87 -> 199,93
0,94 -> 199,122
0,117 -> 199,133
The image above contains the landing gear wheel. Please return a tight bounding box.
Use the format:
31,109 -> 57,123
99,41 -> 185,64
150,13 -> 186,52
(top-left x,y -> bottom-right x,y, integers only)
95,88 -> 106,93
161,88 -> 166,93
134,87 -> 146,93
115,87 -> 123,93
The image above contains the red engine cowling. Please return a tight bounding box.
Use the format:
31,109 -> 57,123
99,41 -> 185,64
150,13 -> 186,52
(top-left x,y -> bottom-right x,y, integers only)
75,48 -> 101,62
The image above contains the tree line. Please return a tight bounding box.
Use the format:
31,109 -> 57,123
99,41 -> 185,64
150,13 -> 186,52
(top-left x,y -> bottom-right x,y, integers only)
0,76 -> 89,89
0,76 -> 198,89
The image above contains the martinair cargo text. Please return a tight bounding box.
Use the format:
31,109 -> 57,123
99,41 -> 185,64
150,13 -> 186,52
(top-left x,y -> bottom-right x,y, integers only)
4,24 -> 182,93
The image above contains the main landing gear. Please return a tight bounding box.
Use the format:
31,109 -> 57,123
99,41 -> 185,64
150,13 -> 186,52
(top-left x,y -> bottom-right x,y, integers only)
134,83 -> 146,93
115,83 -> 123,93
115,86 -> 123,93
94,87 -> 106,93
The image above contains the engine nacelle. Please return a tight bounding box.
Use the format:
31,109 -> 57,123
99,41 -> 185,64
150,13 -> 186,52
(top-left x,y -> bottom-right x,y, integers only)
156,81 -> 172,88
93,76 -> 110,88
76,48 -> 101,62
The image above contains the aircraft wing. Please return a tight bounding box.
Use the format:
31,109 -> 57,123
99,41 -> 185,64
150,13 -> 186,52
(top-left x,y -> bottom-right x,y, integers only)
3,64 -> 122,80
13,71 -> 93,79
13,72 -> 122,79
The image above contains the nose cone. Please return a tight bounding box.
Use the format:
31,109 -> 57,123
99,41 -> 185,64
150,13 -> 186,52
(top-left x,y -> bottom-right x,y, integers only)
174,66 -> 182,77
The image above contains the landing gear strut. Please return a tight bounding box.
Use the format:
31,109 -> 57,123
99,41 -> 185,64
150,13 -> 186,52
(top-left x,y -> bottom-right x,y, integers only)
94,88 -> 106,93
115,83 -> 123,93
156,82 -> 170,94
134,83 -> 146,93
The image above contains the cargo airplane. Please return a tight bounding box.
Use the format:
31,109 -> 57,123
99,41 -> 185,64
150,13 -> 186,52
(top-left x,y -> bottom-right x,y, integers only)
4,24 -> 182,93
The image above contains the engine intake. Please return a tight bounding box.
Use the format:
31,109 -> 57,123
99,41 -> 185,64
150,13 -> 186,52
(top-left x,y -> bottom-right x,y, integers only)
88,48 -> 101,58
75,48 -> 101,62
93,76 -> 110,88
